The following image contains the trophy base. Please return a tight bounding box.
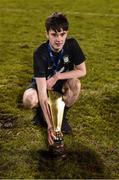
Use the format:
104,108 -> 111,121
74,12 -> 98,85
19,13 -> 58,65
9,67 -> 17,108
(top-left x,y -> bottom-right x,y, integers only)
49,142 -> 67,159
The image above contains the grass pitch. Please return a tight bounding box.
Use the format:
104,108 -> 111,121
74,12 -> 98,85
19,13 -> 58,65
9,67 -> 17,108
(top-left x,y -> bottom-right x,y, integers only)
0,0 -> 119,179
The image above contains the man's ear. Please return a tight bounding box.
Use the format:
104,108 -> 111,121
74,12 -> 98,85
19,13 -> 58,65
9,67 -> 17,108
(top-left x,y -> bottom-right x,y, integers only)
45,31 -> 49,39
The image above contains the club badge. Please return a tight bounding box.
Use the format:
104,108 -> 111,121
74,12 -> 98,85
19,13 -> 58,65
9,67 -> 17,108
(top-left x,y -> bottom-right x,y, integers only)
63,55 -> 70,64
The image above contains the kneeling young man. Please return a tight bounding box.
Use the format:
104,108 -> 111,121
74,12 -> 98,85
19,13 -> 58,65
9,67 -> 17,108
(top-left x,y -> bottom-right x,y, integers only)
23,12 -> 86,145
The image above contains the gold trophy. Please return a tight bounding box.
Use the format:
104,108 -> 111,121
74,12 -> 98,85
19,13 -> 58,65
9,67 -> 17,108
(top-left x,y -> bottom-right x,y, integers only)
48,90 -> 66,158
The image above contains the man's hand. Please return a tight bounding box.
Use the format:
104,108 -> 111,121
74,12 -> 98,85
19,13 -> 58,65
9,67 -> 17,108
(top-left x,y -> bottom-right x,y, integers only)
47,73 -> 60,90
47,127 -> 56,145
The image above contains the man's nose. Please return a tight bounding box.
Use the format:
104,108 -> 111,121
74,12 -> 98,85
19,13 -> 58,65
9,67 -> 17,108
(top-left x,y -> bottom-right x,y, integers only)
56,35 -> 62,41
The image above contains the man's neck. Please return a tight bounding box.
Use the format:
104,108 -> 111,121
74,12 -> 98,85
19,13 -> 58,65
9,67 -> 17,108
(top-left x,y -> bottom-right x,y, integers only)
49,43 -> 62,53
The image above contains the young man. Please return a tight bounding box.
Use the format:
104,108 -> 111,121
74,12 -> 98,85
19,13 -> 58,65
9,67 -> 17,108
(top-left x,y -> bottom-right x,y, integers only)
23,12 -> 86,145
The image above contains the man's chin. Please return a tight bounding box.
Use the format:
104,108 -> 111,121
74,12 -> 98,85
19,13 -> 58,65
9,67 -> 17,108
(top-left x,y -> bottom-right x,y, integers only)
54,46 -> 63,52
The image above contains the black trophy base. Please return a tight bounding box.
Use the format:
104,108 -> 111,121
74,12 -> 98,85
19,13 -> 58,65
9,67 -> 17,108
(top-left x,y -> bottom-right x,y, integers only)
49,142 -> 67,159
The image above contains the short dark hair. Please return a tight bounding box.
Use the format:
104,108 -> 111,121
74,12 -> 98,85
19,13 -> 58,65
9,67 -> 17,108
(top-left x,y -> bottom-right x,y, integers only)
45,12 -> 69,32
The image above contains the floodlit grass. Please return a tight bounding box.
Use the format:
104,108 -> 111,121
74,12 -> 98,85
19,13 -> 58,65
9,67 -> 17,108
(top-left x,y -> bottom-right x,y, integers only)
0,0 -> 119,179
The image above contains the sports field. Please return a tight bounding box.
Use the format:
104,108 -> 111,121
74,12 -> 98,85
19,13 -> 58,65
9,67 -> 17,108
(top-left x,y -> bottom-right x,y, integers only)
0,0 -> 119,179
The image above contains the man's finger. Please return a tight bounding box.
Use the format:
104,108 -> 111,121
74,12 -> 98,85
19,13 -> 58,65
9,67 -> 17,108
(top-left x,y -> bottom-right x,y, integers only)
48,134 -> 54,145
48,138 -> 53,145
48,129 -> 56,140
50,131 -> 56,140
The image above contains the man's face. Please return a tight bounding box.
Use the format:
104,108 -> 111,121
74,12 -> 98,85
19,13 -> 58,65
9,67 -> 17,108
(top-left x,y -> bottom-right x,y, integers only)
46,29 -> 68,52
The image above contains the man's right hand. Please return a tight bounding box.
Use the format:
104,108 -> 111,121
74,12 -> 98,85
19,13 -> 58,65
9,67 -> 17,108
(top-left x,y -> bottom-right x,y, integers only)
47,127 -> 56,145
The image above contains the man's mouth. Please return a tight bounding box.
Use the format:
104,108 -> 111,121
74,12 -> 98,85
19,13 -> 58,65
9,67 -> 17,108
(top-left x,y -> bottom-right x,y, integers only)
56,42 -> 62,46
55,43 -> 62,47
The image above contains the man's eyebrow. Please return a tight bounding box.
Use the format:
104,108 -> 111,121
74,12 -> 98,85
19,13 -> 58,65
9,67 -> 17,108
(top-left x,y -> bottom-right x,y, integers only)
61,32 -> 66,34
51,32 -> 57,35
50,31 -> 66,35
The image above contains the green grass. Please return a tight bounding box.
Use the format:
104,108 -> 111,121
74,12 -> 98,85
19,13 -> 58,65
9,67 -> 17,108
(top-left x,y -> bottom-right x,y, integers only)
0,0 -> 119,179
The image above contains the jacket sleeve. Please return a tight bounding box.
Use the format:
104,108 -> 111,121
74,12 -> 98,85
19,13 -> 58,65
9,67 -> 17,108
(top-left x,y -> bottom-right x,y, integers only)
71,38 -> 86,65
33,48 -> 46,78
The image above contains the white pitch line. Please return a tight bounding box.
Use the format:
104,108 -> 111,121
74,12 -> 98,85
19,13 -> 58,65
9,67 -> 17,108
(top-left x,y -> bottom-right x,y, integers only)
0,8 -> 119,18
66,11 -> 119,18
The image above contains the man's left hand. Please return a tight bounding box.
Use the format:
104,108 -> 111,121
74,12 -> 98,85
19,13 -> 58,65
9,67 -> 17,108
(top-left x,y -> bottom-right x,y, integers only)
47,73 -> 59,90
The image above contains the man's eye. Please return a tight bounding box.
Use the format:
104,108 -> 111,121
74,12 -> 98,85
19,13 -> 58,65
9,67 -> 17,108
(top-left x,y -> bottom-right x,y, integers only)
61,33 -> 65,37
52,33 -> 57,37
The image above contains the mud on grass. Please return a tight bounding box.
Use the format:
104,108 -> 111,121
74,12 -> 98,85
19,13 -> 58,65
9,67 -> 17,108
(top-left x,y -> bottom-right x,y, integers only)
0,108 -> 18,129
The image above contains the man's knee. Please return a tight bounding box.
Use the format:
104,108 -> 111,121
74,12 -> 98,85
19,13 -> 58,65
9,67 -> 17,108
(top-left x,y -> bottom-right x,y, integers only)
65,78 -> 81,96
23,89 -> 38,109
62,79 -> 81,107
69,78 -> 81,92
